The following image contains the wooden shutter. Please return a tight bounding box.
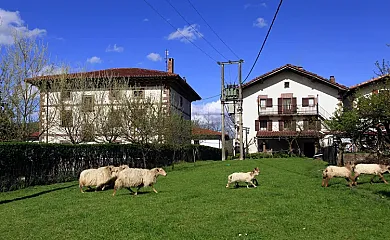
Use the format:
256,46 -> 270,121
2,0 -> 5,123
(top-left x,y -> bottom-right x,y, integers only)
279,120 -> 284,131
372,89 -> 379,94
267,121 -> 272,131
255,120 -> 259,131
292,120 -> 296,131
266,98 -> 273,107
303,120 -> 308,130
302,98 -> 309,107
278,98 -> 283,114
292,97 -> 297,113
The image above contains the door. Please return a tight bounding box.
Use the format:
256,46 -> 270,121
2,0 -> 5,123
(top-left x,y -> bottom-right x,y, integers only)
303,142 -> 315,158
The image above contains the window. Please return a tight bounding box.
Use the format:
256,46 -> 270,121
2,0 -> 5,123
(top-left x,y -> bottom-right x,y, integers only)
260,99 -> 266,108
260,120 -> 267,130
61,110 -> 72,127
284,82 -> 290,88
61,90 -> 71,101
283,98 -> 292,110
82,123 -> 95,142
109,89 -> 121,99
283,120 -> 292,130
133,88 -> 144,98
82,95 -> 94,112
308,98 -> 315,107
179,96 -> 183,107
194,140 -> 200,145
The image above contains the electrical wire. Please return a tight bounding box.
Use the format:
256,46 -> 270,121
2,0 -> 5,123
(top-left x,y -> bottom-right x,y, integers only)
186,0 -> 240,60
142,0 -> 218,63
242,0 -> 283,83
164,0 -> 229,61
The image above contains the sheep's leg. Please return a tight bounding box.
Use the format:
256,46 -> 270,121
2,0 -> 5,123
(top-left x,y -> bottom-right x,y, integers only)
126,187 -> 135,194
324,177 -> 329,187
370,175 -> 376,184
134,186 -> 142,196
79,185 -> 84,193
378,173 -> 388,184
321,177 -> 326,187
226,181 -> 231,188
152,185 -> 158,194
249,180 -> 257,188
353,174 -> 360,186
345,177 -> 352,188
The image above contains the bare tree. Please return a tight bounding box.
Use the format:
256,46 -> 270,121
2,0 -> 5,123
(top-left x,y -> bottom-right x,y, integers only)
0,31 -> 51,141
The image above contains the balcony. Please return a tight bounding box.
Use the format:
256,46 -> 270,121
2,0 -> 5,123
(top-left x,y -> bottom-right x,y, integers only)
258,104 -> 318,116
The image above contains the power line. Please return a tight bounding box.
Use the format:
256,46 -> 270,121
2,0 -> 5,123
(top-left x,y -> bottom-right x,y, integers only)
197,93 -> 221,101
242,0 -> 283,83
164,0 -> 228,61
186,0 -> 240,60
142,0 -> 218,63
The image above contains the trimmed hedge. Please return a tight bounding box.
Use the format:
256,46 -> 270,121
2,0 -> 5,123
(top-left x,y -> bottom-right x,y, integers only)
0,143 -> 221,192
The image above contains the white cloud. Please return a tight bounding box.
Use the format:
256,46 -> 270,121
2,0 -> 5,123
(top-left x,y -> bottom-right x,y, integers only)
86,56 -> 102,64
146,52 -> 162,62
253,18 -> 267,28
0,8 -> 46,45
244,3 -> 267,9
143,18 -> 149,22
167,24 -> 203,43
192,100 -> 221,123
106,44 -> 124,53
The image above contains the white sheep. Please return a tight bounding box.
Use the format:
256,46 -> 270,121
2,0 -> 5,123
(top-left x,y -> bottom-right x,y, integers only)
353,163 -> 390,185
226,167 -> 260,189
79,165 -> 127,193
112,167 -> 167,196
321,162 -> 354,187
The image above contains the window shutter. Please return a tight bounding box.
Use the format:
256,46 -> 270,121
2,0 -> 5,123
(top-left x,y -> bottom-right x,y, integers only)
278,98 -> 283,114
292,97 -> 297,113
372,89 -> 379,94
255,120 -> 259,131
302,98 -> 309,107
303,120 -> 308,130
292,120 -> 296,131
266,98 -> 272,107
267,121 -> 272,131
279,120 -> 284,131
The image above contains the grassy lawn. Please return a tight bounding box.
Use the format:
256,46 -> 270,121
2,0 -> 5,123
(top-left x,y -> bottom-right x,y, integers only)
1,158 -> 389,240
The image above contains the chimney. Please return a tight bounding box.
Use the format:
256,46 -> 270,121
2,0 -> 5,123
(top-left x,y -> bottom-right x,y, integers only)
330,76 -> 335,83
168,58 -> 174,73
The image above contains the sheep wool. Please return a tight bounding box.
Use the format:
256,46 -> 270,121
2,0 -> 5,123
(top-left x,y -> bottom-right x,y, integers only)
112,167 -> 167,196
226,167 -> 260,189
354,164 -> 390,185
322,162 -> 354,187
79,166 -> 116,193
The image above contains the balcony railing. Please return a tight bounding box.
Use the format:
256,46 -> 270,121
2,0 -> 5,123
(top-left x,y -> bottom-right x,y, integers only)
258,104 -> 318,116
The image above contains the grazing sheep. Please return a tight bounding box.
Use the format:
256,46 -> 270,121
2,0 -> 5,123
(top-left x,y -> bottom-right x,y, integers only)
226,167 -> 260,189
79,165 -> 124,193
353,163 -> 390,185
112,167 -> 167,196
321,162 -> 354,187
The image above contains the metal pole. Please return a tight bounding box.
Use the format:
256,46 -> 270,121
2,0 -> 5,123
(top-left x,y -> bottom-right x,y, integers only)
238,60 -> 244,160
219,63 -> 226,161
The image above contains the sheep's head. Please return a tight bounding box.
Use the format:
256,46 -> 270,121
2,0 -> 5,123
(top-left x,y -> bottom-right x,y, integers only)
252,167 -> 260,176
155,168 -> 167,176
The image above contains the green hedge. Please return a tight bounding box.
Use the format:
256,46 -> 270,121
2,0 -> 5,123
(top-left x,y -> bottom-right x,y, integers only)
0,143 -> 221,192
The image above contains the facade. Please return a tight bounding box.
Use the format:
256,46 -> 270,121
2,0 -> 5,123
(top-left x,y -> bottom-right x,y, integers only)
26,58 -> 201,143
239,64 -> 348,157
191,127 -> 230,149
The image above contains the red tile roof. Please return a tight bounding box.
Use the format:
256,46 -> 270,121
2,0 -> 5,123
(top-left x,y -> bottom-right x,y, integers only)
192,127 -> 229,140
26,68 -> 178,82
256,130 -> 322,138
349,74 -> 390,89
244,64 -> 348,90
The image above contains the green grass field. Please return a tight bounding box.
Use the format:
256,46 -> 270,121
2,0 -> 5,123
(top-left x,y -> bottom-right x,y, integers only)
1,158 -> 389,240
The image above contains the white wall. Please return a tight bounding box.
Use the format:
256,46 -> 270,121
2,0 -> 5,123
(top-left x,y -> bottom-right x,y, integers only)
192,139 -> 221,149
241,71 -> 342,153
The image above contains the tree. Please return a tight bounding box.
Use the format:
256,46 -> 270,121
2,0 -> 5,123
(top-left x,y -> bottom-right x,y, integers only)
0,31 -> 53,141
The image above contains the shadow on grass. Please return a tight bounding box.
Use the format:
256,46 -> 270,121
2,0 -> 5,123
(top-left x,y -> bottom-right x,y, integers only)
375,190 -> 390,198
0,184 -> 78,205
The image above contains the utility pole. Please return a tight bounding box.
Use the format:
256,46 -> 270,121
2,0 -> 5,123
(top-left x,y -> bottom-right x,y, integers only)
238,60 -> 244,160
219,63 -> 226,161
218,60 -> 244,161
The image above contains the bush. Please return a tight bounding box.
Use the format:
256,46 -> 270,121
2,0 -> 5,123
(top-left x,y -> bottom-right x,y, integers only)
0,142 -> 221,192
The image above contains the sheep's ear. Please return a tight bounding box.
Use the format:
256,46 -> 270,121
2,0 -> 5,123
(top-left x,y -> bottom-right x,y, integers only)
156,168 -> 159,172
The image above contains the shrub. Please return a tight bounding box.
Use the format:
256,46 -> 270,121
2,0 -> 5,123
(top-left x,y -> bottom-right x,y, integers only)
0,142 -> 221,192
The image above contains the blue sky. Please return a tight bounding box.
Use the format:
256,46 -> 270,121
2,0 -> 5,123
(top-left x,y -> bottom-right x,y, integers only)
1,0 -> 390,111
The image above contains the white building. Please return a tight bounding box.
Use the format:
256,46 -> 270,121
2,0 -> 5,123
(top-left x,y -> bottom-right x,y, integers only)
238,64 -> 348,157
191,127 -> 230,149
26,58 -> 201,143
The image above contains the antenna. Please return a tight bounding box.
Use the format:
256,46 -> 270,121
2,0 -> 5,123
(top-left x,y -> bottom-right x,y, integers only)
165,49 -> 169,72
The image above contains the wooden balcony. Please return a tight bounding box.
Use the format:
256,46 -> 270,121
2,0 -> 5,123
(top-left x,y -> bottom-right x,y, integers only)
258,104 -> 318,116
